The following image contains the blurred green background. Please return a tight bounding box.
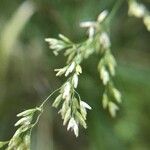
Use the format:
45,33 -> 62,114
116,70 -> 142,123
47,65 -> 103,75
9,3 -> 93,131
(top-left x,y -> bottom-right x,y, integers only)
0,0 -> 150,150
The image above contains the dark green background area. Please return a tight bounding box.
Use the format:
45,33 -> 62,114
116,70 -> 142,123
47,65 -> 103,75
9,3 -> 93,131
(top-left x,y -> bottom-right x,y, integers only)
0,0 -> 150,150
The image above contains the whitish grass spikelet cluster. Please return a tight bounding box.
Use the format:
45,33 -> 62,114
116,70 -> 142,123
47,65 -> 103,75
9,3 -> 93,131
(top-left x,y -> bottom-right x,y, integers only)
95,12 -> 121,117
53,55 -> 91,136
45,9 -> 122,136
128,0 -> 150,31
77,10 -> 121,117
46,33 -> 93,137
1,108 -> 42,150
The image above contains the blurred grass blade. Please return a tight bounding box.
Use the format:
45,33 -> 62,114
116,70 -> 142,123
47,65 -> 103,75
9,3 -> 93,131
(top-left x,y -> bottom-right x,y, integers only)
0,0 -> 36,81
1,0 -> 35,52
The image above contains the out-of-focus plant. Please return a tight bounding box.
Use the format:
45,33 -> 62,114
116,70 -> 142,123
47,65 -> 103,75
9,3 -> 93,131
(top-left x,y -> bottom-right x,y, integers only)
0,0 -> 150,149
0,0 -> 36,80
128,0 -> 150,31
